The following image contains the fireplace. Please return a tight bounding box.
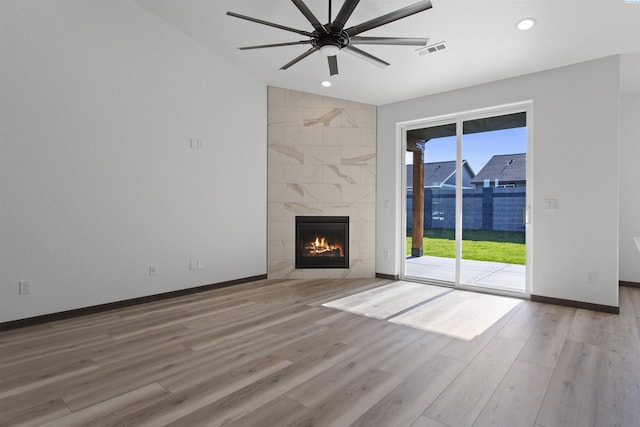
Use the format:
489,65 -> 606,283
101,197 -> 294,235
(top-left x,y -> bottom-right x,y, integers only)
295,216 -> 349,269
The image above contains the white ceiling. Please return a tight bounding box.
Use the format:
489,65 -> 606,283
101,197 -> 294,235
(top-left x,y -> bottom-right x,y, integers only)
136,0 -> 640,105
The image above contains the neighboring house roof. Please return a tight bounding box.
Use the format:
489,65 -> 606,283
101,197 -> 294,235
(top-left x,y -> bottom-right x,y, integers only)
471,153 -> 526,185
407,160 -> 475,188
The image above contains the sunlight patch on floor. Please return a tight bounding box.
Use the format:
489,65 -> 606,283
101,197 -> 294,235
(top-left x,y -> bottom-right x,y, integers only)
323,281 -> 523,341
389,290 -> 522,340
321,281 -> 449,320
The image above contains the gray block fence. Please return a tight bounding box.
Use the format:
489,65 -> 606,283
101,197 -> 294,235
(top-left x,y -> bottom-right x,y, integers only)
407,187 -> 526,233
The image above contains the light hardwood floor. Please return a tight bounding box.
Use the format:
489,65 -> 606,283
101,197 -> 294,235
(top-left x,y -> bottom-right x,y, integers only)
1,278 -> 639,426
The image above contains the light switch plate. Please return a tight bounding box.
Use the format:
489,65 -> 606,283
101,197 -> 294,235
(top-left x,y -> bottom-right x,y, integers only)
19,280 -> 31,295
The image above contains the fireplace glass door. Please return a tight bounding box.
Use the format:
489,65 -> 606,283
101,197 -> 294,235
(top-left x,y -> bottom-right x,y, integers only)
295,216 -> 349,269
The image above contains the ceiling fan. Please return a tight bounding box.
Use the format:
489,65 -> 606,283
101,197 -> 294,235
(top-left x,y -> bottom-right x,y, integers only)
227,0 -> 433,76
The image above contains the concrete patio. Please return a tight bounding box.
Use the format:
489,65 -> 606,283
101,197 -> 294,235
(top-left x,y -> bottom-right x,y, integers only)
405,255 -> 526,293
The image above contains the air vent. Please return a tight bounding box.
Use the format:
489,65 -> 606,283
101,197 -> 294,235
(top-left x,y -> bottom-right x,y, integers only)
417,41 -> 448,55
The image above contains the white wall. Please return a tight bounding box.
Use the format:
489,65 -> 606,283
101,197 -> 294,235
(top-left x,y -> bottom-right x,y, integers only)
619,94 -> 640,283
0,0 -> 267,322
377,57 -> 620,308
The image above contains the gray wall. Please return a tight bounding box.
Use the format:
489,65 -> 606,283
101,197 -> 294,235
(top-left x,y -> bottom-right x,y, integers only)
0,0 -> 267,322
619,93 -> 640,283
377,57 -> 620,307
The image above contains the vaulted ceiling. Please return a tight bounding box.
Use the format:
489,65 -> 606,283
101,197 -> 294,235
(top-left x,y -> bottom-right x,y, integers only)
137,0 -> 640,105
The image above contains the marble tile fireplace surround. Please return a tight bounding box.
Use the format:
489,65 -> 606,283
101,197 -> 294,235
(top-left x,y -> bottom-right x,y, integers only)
267,87 -> 376,279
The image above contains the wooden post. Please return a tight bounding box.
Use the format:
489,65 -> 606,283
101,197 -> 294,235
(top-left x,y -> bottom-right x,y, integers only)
407,138 -> 424,257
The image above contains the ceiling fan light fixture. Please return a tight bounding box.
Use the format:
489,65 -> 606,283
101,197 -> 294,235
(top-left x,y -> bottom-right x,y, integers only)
319,44 -> 341,56
516,18 -> 536,31
321,80 -> 332,87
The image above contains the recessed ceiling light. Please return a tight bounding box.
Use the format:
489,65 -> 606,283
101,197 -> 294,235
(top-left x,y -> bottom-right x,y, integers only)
517,18 -> 536,31
321,81 -> 331,87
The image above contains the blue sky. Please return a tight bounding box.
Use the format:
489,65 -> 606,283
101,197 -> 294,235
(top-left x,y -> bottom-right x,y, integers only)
406,127 -> 527,174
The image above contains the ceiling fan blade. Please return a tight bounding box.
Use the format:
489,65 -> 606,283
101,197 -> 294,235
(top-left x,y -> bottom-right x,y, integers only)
342,45 -> 390,68
239,40 -> 312,50
344,0 -> 433,37
291,0 -> 327,33
280,46 -> 320,70
227,11 -> 313,37
350,36 -> 428,46
328,55 -> 339,76
329,0 -> 360,32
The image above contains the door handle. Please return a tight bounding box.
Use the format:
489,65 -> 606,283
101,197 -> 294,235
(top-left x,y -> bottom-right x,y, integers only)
523,207 -> 531,225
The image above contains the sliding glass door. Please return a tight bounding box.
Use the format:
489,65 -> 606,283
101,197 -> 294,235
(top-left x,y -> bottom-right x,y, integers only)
405,121 -> 457,284
403,106 -> 530,295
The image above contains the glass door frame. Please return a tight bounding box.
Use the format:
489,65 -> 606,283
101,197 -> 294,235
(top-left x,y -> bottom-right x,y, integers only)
399,101 -> 533,297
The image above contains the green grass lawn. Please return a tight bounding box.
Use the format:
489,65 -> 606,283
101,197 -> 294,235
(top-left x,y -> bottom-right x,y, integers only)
406,229 -> 525,265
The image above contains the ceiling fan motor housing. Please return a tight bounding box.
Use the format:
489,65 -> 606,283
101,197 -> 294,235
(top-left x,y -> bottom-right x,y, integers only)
314,30 -> 349,51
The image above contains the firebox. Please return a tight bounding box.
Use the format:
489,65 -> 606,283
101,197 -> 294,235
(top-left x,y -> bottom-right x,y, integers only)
295,216 -> 349,269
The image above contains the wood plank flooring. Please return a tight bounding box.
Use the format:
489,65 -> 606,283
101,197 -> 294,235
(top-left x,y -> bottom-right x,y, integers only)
322,281 -> 449,320
1,278 -> 639,426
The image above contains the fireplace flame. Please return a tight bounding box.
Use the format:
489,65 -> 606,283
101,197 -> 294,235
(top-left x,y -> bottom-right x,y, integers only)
305,235 -> 343,257
315,236 -> 328,250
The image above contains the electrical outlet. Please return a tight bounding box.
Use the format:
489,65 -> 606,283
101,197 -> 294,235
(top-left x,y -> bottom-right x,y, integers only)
149,266 -> 157,276
383,251 -> 390,260
587,271 -> 597,284
19,280 -> 31,295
